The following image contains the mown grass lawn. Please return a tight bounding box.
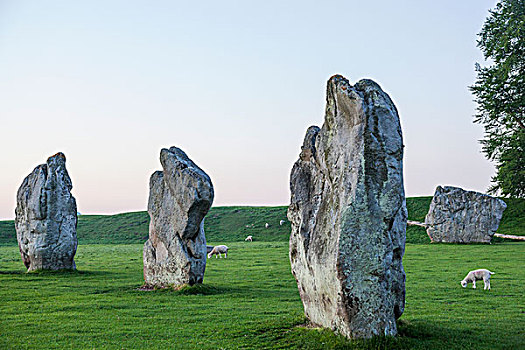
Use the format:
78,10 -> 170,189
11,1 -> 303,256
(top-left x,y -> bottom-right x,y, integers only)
0,241 -> 523,349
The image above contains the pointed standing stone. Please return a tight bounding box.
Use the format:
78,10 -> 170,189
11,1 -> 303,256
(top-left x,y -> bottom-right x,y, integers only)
143,147 -> 214,288
288,75 -> 406,338
15,153 -> 78,271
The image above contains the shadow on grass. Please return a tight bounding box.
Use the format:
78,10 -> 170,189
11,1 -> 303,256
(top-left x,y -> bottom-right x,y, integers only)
28,269 -> 116,276
397,319 -> 479,349
0,269 -> 80,275
136,283 -> 235,295
134,283 -> 301,303
284,323 -> 410,350
0,270 -> 25,275
0,269 -> 116,278
278,318 -> 480,350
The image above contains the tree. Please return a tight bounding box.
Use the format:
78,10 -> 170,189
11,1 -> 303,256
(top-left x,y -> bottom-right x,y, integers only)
470,0 -> 525,198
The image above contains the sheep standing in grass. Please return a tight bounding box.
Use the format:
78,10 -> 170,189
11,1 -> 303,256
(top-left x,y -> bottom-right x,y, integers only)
208,245 -> 229,258
461,269 -> 495,290
265,223 -> 269,229
245,236 -> 253,242
279,220 -> 285,226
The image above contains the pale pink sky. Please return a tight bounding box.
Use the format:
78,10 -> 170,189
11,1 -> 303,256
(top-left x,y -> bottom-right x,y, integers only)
0,1 -> 496,219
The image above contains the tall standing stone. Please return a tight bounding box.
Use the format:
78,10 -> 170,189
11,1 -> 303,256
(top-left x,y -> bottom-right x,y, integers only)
15,153 -> 78,271
288,75 -> 406,338
143,147 -> 214,288
425,186 -> 507,243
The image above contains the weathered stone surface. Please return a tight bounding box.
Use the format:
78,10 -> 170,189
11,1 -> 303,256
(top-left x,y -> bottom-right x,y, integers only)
425,186 -> 507,243
15,153 -> 78,271
288,75 -> 406,338
143,147 -> 214,287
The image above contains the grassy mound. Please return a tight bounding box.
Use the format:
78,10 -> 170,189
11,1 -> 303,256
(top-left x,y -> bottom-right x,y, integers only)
0,198 -> 522,246
0,206 -> 290,246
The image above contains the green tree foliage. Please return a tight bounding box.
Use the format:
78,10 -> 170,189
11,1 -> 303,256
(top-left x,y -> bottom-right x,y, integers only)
470,0 -> 525,198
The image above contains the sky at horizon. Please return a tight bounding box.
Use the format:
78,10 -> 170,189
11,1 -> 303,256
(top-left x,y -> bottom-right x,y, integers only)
0,0 -> 498,219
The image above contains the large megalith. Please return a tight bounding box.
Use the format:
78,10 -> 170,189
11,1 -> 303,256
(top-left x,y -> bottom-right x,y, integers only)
143,147 -> 214,288
15,152 -> 78,271
288,75 -> 406,338
425,186 -> 507,243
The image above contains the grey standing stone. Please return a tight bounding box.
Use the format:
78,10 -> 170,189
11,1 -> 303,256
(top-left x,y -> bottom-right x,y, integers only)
288,75 -> 406,338
425,186 -> 507,243
143,147 -> 214,288
15,153 -> 78,271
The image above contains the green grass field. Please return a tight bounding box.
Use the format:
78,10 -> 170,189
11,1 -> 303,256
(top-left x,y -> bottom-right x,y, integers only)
0,199 -> 523,349
0,242 -> 523,349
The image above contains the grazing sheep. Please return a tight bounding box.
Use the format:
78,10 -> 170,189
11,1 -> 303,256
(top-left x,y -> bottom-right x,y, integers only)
265,223 -> 269,229
461,269 -> 495,290
245,235 -> 253,242
208,245 -> 229,259
279,220 -> 285,226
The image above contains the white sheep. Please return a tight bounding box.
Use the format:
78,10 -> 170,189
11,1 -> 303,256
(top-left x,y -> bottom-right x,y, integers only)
245,235 -> 253,242
207,245 -> 229,259
265,223 -> 269,229
461,269 -> 495,290
279,220 -> 285,226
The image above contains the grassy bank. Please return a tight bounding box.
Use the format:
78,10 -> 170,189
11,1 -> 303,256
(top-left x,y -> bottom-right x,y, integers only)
0,242 -> 523,349
0,198 -> 523,246
0,206 -> 290,246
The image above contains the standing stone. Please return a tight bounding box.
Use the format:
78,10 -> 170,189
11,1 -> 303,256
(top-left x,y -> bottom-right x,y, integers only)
288,75 -> 406,339
425,186 -> 507,243
143,147 -> 213,288
15,153 -> 78,271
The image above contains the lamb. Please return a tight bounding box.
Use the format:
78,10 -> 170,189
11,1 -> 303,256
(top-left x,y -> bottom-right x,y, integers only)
265,223 -> 269,229
279,220 -> 285,226
460,269 -> 495,290
245,235 -> 253,242
207,245 -> 229,259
